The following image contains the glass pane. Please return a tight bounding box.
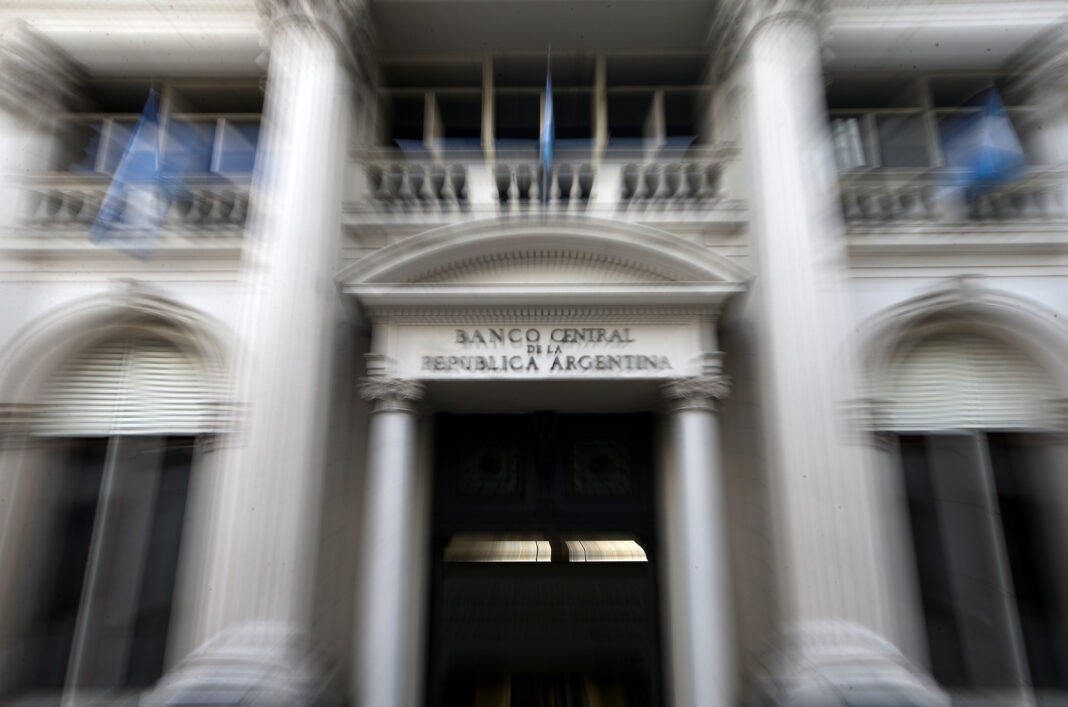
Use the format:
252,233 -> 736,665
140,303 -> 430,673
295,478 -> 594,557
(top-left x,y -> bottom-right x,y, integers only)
831,116 -> 867,170
165,120 -> 215,175
99,120 -> 138,174
877,114 -> 929,167
214,120 -> 259,173
55,120 -> 104,172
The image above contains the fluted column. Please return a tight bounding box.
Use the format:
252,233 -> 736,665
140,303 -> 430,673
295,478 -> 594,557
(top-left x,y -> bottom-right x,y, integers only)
354,376 -> 425,707
0,26 -> 81,696
147,3 -> 363,704
715,1 -> 946,704
0,22 -> 81,228
660,370 -> 734,707
1011,23 -> 1068,165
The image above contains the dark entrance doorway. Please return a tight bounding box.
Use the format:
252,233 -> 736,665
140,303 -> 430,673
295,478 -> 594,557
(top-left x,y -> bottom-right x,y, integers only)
427,413 -> 662,707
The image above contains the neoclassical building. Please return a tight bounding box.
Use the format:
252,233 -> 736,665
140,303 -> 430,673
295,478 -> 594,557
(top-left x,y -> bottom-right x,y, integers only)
0,0 -> 1067,705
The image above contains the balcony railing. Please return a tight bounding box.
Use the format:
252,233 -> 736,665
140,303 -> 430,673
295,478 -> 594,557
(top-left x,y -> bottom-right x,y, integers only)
839,167 -> 1068,224
17,174 -> 250,231
352,145 -> 743,216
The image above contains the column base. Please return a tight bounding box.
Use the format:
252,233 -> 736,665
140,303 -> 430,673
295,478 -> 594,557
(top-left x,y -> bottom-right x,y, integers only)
758,621 -> 949,707
142,622 -> 338,707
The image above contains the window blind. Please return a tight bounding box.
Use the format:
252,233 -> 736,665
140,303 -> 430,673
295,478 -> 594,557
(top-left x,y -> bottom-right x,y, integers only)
35,338 -> 219,436
883,333 -> 1054,431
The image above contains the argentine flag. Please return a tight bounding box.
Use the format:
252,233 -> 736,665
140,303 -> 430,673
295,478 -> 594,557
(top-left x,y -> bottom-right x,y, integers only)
540,49 -> 554,205
941,87 -> 1027,200
90,90 -> 201,258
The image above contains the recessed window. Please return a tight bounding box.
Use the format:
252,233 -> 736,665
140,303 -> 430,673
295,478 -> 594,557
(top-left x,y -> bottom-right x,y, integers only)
880,332 -> 1068,695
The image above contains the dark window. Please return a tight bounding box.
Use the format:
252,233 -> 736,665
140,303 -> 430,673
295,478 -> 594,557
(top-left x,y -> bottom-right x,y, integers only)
898,433 -> 1068,692
20,436 -> 196,694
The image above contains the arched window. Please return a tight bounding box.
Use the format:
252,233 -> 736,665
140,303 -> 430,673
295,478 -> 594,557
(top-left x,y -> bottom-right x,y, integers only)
879,330 -> 1068,697
17,335 -> 219,695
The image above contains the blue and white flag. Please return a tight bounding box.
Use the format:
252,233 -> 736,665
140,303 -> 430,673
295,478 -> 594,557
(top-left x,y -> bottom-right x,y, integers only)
90,90 -> 200,259
539,48 -> 554,205
941,87 -> 1027,200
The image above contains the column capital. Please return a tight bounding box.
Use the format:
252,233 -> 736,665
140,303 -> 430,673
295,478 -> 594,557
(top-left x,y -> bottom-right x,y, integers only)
662,373 -> 731,413
0,21 -> 83,120
707,0 -> 826,77
359,376 -> 425,413
1008,22 -> 1068,97
255,0 -> 375,78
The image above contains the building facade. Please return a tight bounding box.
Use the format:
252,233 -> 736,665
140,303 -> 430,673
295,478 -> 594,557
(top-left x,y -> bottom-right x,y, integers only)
0,0 -> 1067,705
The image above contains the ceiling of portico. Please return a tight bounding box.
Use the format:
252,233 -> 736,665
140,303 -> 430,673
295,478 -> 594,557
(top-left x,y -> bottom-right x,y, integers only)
823,1 -> 1068,73
3,0 -> 1066,78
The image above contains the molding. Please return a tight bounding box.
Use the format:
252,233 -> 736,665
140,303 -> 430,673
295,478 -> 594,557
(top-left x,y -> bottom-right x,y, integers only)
348,283 -> 746,310
364,305 -> 717,324
338,215 -> 753,287
411,248 -> 674,285
0,20 -> 83,119
0,284 -> 230,406
857,278 -> 1068,408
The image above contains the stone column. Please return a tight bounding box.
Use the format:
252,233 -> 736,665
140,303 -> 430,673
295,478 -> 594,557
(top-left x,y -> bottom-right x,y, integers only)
0,21 -> 82,229
712,1 -> 946,704
146,3 -> 367,704
660,370 -> 734,707
353,376 -> 425,707
1010,24 -> 1068,166
0,26 -> 80,696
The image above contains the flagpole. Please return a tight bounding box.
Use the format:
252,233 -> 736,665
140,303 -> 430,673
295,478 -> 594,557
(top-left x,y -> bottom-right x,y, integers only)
540,44 -> 554,209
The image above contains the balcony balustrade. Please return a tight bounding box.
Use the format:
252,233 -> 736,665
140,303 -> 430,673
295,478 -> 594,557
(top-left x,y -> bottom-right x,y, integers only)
839,167 -> 1068,224
352,145 -> 742,217
16,174 -> 250,232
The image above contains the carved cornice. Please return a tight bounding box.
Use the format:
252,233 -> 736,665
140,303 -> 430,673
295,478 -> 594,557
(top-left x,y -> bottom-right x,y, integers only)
0,21 -> 83,119
255,0 -> 375,79
358,376 -> 425,413
662,374 -> 731,412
